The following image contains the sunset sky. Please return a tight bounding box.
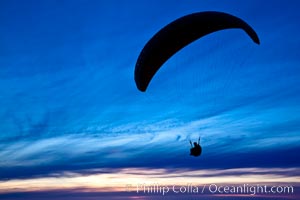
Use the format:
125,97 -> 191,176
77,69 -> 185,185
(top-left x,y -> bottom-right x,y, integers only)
0,0 -> 299,199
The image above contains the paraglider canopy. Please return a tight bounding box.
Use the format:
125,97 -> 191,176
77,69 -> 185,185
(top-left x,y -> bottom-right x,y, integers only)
134,11 -> 260,92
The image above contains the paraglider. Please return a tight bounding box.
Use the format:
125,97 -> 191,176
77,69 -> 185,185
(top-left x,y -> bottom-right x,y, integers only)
134,11 -> 260,92
134,11 -> 260,157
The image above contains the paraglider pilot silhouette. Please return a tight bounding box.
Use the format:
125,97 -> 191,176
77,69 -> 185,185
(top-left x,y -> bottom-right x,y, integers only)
190,137 -> 202,157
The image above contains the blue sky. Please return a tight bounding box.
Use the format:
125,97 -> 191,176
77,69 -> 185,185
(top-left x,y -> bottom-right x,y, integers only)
0,0 -> 300,199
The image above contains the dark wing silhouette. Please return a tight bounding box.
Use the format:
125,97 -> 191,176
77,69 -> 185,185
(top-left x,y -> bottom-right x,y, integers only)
134,11 -> 260,92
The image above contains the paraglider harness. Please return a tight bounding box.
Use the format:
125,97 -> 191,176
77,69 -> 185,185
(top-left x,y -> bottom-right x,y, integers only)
190,137 -> 202,157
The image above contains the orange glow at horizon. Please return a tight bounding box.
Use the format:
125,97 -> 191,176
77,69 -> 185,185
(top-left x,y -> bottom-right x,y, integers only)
0,167 -> 299,194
